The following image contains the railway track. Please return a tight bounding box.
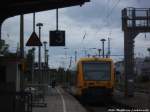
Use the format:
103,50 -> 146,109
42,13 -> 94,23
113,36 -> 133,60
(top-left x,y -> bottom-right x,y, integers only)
68,89 -> 149,112
84,99 -> 150,112
81,98 -> 135,112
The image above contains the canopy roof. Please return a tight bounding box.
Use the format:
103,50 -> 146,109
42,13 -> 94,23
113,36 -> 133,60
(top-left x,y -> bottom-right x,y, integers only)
0,0 -> 90,23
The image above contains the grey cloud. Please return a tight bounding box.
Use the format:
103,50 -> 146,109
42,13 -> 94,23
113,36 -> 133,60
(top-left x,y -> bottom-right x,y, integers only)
2,0 -> 150,68
63,0 -> 150,30
63,0 -> 123,29
136,0 -> 150,8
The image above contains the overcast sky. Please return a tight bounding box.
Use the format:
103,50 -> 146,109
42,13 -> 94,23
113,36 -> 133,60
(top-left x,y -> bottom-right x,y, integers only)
1,0 -> 150,68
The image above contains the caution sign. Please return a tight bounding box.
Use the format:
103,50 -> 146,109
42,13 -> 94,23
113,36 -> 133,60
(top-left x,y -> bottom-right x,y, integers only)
26,32 -> 42,46
49,30 -> 65,46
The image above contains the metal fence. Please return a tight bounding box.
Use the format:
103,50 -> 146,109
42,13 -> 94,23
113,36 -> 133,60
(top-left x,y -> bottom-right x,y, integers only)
0,91 -> 32,112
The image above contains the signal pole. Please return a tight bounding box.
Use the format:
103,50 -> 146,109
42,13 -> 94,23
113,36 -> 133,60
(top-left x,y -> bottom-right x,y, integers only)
107,37 -> 111,58
75,50 -> 77,63
69,56 -> 72,68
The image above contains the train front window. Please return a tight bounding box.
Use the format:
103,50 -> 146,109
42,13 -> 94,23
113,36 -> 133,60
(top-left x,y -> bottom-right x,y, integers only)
83,62 -> 111,81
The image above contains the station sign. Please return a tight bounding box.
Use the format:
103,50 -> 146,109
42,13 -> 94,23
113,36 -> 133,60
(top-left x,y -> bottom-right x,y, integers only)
49,30 -> 65,46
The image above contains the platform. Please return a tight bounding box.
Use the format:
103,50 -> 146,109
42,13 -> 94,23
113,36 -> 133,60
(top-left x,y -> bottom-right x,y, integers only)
33,86 -> 87,112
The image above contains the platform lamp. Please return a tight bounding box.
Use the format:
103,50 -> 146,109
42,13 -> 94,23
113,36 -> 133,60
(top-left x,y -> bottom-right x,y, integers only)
36,23 -> 43,70
36,22 -> 43,83
43,41 -> 48,66
100,38 -> 106,58
98,48 -> 101,57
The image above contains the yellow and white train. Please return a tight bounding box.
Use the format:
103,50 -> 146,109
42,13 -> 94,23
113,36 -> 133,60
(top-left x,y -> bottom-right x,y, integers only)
68,57 -> 115,100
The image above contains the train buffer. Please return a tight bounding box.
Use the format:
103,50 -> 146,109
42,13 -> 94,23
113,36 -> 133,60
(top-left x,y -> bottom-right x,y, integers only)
33,86 -> 87,112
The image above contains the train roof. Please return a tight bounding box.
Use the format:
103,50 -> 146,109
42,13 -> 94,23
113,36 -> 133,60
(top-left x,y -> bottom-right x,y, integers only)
78,57 -> 113,62
69,57 -> 114,71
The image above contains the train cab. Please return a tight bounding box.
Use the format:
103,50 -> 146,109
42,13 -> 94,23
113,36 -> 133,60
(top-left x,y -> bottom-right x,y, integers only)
69,57 -> 115,100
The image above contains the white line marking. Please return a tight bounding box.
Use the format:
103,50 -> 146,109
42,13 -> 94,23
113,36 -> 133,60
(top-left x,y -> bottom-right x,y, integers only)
56,88 -> 67,112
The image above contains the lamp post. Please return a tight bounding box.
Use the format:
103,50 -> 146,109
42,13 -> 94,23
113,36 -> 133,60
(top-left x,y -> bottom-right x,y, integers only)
36,23 -> 43,70
100,38 -> 106,58
69,56 -> 72,68
36,23 -> 43,83
98,48 -> 101,57
43,41 -> 47,67
46,49 -> 49,67
31,47 -> 35,83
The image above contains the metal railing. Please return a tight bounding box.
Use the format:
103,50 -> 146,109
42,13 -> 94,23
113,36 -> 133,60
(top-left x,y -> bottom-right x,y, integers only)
122,8 -> 150,29
0,91 -> 32,112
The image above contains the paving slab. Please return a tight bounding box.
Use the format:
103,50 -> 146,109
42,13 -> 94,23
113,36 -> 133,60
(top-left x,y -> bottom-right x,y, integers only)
33,86 -> 87,112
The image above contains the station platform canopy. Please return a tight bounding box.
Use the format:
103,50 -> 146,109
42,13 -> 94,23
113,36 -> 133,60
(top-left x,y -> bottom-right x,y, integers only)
0,0 -> 90,23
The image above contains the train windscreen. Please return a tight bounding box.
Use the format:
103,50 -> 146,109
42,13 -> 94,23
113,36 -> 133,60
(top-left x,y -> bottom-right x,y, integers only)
83,61 -> 111,81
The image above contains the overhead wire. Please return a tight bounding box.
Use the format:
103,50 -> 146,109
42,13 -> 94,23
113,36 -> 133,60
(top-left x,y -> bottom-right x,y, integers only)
106,0 -> 121,19
96,0 -> 121,35
105,0 -> 121,57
